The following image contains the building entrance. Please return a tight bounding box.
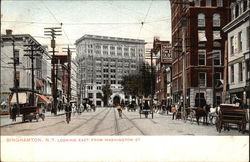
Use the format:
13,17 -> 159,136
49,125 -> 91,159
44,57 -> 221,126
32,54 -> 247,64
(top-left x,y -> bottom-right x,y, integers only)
113,96 -> 120,105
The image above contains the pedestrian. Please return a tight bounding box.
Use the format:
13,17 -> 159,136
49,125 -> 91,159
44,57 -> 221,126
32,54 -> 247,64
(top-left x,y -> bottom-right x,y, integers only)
65,102 -> 72,123
12,105 -> 17,122
172,104 -> 177,120
116,104 -> 122,118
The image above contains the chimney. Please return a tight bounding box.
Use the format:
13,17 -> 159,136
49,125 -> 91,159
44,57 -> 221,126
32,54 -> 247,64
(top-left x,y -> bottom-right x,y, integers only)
6,29 -> 12,35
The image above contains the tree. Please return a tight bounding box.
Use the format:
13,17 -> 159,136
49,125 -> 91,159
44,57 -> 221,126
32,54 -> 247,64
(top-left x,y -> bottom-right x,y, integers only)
121,63 -> 155,98
101,83 -> 112,106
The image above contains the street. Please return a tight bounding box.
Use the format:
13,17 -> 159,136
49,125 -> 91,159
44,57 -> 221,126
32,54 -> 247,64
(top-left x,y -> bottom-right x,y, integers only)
1,107 -> 248,136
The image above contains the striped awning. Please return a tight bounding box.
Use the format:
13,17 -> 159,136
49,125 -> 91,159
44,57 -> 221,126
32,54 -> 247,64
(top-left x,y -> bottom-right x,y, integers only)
37,94 -> 51,104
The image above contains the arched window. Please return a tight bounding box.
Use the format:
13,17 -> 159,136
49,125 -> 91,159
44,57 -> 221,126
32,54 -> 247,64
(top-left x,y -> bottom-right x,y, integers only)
198,13 -> 205,27
213,13 -> 220,27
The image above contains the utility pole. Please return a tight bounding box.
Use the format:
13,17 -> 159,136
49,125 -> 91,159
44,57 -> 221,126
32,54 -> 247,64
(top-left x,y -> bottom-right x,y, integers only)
182,22 -> 187,120
10,36 -> 20,115
150,49 -> 154,107
63,46 -> 75,103
44,27 -> 62,115
24,44 -> 41,105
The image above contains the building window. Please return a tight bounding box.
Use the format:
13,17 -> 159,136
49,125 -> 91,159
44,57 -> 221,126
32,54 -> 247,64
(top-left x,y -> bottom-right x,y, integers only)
96,93 -> 102,98
213,14 -> 220,27
217,0 -> 223,7
215,72 -> 222,88
198,50 -> 206,65
111,80 -> 116,84
194,0 -> 200,7
206,0 -> 211,7
213,50 -> 221,65
14,50 -> 20,65
199,72 -> 206,87
213,31 -> 221,40
198,13 -> 205,27
198,30 -> 207,42
231,65 -> 234,83
238,31 -> 242,52
246,59 -> 250,80
215,72 -> 221,82
239,62 -> 243,82
88,93 -> 93,98
230,36 -> 234,56
235,4 -> 239,18
213,41 -> 221,47
243,0 -> 248,12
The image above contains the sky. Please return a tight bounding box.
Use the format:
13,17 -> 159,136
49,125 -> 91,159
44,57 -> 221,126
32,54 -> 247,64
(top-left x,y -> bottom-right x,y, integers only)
1,0 -> 171,56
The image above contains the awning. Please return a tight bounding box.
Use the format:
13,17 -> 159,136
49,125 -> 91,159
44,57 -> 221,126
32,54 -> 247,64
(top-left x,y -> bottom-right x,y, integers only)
36,79 -> 44,87
37,94 -> 51,104
228,87 -> 244,94
10,93 -> 27,104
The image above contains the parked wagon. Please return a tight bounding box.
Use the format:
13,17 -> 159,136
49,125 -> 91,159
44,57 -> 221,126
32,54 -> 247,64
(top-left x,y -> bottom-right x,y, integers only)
9,90 -> 47,122
216,104 -> 247,134
20,105 -> 45,122
139,98 -> 153,119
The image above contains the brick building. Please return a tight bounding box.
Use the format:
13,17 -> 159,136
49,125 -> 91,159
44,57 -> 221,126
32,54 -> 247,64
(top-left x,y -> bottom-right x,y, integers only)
153,38 -> 172,106
170,0 -> 234,107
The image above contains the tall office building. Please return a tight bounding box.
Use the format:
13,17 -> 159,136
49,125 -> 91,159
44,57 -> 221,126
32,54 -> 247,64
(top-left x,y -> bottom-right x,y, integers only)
75,35 -> 145,106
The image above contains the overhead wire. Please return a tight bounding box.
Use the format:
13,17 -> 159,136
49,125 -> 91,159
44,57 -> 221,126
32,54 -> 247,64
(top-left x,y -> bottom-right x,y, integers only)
42,1 -> 72,45
137,0 -> 153,39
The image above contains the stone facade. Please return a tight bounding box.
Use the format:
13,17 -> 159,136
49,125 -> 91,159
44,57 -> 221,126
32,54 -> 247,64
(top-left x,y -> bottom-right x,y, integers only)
75,35 -> 145,106
223,0 -> 250,106
1,32 -> 50,106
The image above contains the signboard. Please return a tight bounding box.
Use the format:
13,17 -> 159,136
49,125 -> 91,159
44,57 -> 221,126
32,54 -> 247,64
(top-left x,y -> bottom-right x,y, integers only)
161,44 -> 172,63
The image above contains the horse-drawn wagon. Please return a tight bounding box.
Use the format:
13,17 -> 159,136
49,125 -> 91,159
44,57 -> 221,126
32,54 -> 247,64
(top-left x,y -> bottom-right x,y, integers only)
9,91 -> 47,122
139,98 -> 153,119
216,104 -> 247,134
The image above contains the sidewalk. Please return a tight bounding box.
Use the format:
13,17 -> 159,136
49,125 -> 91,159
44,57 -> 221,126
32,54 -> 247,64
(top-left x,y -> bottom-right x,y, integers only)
158,110 -> 249,132
0,111 -> 66,127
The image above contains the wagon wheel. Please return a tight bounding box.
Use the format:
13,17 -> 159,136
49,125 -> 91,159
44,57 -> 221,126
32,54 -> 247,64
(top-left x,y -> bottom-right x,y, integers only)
22,115 -> 25,122
42,114 -> 45,121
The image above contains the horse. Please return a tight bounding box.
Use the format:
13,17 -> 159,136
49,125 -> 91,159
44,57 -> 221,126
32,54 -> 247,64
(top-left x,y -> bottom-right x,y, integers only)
208,106 -> 220,125
195,105 -> 210,125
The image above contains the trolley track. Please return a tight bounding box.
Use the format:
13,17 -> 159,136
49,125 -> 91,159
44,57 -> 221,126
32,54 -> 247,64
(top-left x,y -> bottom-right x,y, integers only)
89,108 -> 112,135
121,111 -> 146,135
64,108 -> 108,135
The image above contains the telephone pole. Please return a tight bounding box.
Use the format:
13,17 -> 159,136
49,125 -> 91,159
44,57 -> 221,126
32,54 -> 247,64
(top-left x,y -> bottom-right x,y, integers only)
63,46 -> 75,103
9,35 -> 20,115
44,27 -> 62,115
24,44 -> 42,105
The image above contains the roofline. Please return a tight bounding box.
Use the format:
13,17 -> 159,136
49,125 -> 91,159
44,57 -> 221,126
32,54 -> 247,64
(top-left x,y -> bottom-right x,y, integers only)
75,34 -> 146,45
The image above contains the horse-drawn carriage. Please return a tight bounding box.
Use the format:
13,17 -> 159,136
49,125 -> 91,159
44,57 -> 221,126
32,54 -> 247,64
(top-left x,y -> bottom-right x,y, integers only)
9,91 -> 47,122
139,98 -> 154,119
216,104 -> 247,134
